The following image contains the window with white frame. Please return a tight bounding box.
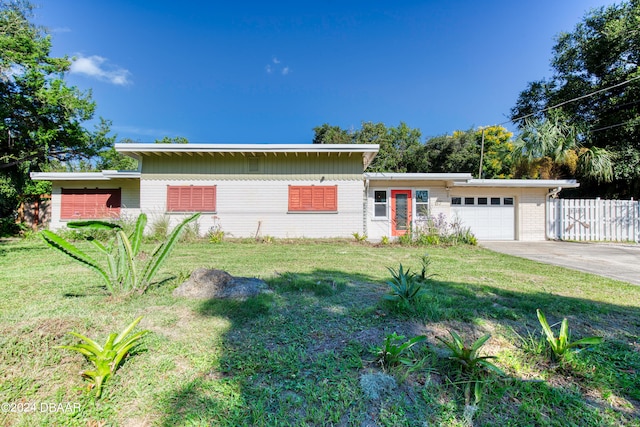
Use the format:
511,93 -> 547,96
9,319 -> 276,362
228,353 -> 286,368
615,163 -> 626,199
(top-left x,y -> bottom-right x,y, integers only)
415,190 -> 429,219
373,190 -> 387,218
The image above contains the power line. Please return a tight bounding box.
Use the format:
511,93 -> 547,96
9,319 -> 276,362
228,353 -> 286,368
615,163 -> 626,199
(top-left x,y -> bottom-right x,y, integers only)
590,117 -> 639,133
502,74 -> 640,126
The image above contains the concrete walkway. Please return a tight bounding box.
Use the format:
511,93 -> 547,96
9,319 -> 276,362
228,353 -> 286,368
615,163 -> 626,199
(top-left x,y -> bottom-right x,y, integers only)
480,241 -> 640,286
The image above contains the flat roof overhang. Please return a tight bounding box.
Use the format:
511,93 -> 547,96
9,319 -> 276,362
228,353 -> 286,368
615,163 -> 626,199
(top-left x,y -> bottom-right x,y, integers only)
30,170 -> 141,181
115,143 -> 380,169
453,179 -> 580,189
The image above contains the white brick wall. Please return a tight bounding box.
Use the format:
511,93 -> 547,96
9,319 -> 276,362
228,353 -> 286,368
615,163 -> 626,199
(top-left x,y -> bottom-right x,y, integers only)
140,178 -> 365,238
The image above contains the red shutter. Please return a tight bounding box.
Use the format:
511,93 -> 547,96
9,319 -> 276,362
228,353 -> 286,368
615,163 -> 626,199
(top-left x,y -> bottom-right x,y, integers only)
288,186 -> 337,211
323,186 -> 337,210
61,189 -> 121,219
167,186 -> 216,212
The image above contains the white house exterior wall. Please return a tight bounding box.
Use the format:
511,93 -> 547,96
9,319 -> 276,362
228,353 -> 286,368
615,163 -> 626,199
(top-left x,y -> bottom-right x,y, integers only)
139,178 -> 364,238
48,179 -> 141,231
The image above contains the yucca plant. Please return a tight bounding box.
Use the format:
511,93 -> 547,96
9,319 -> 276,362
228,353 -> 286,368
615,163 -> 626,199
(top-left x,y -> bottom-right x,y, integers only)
383,263 -> 427,305
41,212 -> 200,295
372,332 -> 426,371
536,309 -> 603,359
58,316 -> 149,399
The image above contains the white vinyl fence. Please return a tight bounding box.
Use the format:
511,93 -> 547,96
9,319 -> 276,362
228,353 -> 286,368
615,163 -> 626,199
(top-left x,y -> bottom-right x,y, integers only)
548,198 -> 640,242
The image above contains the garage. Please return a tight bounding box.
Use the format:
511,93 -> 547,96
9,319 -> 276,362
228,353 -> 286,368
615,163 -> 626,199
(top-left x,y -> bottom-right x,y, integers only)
451,196 -> 515,240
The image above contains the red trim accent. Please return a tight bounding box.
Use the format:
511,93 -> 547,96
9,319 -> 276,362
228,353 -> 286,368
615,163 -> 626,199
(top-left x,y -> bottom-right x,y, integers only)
391,190 -> 412,236
167,186 -> 216,212
61,189 -> 121,220
288,186 -> 337,211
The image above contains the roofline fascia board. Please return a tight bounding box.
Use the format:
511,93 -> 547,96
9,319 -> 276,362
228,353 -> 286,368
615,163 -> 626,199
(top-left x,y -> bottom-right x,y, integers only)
453,179 -> 580,188
115,143 -> 380,154
364,172 -> 473,181
30,171 -> 141,181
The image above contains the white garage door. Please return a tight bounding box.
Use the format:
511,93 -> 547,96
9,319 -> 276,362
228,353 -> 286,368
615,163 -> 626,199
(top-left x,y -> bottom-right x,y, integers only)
451,196 -> 515,240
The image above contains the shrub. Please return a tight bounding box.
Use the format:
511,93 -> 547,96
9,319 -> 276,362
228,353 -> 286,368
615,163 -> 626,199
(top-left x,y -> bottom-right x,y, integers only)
397,229 -> 414,245
41,213 -> 200,295
352,232 -> 367,242
207,225 -> 225,244
58,316 -> 149,399
412,213 -> 477,246
149,214 -> 170,241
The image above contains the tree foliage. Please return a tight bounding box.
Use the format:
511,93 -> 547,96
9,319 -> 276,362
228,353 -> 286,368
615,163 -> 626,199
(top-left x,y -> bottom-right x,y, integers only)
419,126 -> 513,178
313,121 -> 423,172
511,112 -> 613,182
511,0 -> 640,197
312,122 -> 514,177
0,1 -> 109,216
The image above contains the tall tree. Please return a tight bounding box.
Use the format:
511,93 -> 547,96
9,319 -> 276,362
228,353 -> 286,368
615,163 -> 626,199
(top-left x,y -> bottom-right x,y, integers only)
311,121 -> 422,172
0,1 -> 109,216
312,123 -> 352,144
511,0 -> 640,197
421,130 -> 480,175
511,112 -> 613,182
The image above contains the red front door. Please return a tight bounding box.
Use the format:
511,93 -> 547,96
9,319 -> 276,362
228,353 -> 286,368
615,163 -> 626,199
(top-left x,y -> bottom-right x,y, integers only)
391,190 -> 412,236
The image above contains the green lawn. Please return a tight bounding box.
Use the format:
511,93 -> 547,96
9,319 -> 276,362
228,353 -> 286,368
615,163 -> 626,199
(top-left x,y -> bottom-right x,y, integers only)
1,238 -> 639,426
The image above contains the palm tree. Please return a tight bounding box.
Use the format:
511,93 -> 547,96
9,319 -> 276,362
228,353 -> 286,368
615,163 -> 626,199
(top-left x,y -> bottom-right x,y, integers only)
511,112 -> 613,183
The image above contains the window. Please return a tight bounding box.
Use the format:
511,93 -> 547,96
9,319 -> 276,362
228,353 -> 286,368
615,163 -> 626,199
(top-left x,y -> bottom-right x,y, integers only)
491,197 -> 501,205
374,190 -> 387,218
478,197 -> 488,205
61,189 -> 121,220
451,197 -> 462,205
464,197 -> 475,205
504,197 -> 514,205
288,185 -> 337,212
415,190 -> 429,218
167,186 -> 216,212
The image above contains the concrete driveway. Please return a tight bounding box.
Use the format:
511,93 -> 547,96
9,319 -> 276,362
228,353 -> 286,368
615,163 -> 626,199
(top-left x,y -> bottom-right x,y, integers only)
480,241 -> 640,286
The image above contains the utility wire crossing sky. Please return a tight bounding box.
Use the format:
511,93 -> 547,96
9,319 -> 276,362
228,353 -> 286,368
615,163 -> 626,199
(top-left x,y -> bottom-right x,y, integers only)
36,0 -> 620,144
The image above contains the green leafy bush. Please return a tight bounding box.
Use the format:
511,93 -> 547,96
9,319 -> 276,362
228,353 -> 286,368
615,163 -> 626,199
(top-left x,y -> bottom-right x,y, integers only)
207,226 -> 225,244
372,332 -> 426,371
58,316 -> 149,399
536,309 -> 603,360
352,232 -> 367,242
41,213 -> 199,295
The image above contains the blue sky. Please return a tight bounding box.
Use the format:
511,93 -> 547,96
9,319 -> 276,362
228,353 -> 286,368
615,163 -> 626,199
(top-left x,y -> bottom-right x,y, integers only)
35,0 -> 619,144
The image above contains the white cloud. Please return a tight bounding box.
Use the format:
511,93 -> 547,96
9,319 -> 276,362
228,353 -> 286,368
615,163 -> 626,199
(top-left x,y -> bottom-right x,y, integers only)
265,57 -> 291,76
70,55 -> 131,86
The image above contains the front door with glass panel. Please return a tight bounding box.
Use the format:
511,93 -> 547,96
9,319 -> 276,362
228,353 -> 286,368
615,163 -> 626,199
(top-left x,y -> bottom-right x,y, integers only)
391,190 -> 412,236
